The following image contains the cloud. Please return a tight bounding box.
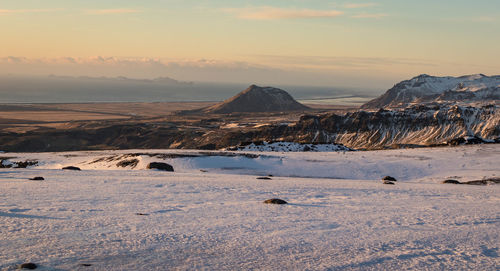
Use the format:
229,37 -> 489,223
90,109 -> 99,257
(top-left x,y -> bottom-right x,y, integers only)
1,56 -> 497,89
444,16 -> 496,23
352,13 -> 387,19
0,8 -> 62,14
251,55 -> 436,70
343,3 -> 379,9
0,56 -> 269,74
222,7 -> 343,20
85,8 -> 142,15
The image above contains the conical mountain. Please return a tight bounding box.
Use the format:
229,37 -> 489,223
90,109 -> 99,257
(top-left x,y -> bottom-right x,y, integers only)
204,85 -> 310,114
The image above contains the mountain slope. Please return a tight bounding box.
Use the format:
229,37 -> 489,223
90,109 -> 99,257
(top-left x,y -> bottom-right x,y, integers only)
362,74 -> 500,109
203,85 -> 309,114
218,104 -> 499,150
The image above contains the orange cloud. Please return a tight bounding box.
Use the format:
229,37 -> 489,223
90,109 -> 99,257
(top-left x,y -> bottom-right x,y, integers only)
344,3 -> 379,9
85,8 -> 142,15
222,7 -> 343,20
352,13 -> 388,19
0,8 -> 62,14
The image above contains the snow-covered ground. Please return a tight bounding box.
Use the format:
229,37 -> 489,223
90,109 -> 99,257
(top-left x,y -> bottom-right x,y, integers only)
1,145 -> 499,270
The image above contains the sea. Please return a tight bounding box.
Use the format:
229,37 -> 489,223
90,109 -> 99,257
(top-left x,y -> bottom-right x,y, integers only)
0,75 -> 381,106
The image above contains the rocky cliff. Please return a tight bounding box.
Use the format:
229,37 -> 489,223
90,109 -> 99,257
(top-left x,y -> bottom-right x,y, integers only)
222,104 -> 500,150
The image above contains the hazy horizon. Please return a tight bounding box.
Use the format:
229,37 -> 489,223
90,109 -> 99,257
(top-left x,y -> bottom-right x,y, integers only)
1,0 -> 499,90
0,74 -> 380,105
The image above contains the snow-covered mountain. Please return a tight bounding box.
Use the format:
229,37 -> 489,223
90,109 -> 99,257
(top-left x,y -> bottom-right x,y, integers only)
203,85 -> 309,113
362,74 -> 500,109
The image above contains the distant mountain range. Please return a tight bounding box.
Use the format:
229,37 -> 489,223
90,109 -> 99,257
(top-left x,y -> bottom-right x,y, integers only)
47,74 -> 193,85
362,74 -> 500,109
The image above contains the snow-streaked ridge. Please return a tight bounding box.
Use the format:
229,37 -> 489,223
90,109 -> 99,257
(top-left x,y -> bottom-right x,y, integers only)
362,74 -> 500,108
250,104 -> 500,150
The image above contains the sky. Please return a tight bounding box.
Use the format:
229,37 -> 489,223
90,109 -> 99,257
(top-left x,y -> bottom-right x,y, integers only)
1,0 -> 499,89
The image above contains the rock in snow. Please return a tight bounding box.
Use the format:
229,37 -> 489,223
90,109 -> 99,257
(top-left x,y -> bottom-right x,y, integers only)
263,198 -> 288,204
18,262 -> 37,269
146,162 -> 174,172
62,166 -> 81,171
382,176 -> 397,182
443,179 -> 461,184
29,177 -> 44,181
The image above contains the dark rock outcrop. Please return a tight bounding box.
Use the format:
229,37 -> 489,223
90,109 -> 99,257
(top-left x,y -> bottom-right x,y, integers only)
146,162 -> 174,172
446,136 -> 489,146
382,176 -> 397,182
18,263 -> 37,269
263,198 -> 288,204
462,178 -> 500,185
29,177 -> 45,181
443,179 -> 461,184
0,160 -> 38,168
116,159 -> 139,168
135,213 -> 150,216
62,166 -> 81,171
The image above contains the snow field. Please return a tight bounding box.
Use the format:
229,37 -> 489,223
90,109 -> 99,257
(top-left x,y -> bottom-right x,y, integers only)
0,145 -> 499,270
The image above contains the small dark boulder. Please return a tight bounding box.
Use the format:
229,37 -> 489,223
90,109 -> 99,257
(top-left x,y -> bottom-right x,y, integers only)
80,263 -> 92,267
135,213 -> 150,216
18,262 -> 37,269
146,162 -> 174,172
382,176 -> 397,182
443,179 -> 461,184
257,177 -> 272,180
263,198 -> 288,204
62,166 -> 81,171
383,181 -> 395,185
29,177 -> 44,181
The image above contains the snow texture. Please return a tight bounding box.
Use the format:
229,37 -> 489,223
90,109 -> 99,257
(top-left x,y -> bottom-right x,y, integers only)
1,145 -> 499,270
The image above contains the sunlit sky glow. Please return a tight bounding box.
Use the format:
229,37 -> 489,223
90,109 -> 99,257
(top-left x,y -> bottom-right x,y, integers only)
1,0 -> 499,88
